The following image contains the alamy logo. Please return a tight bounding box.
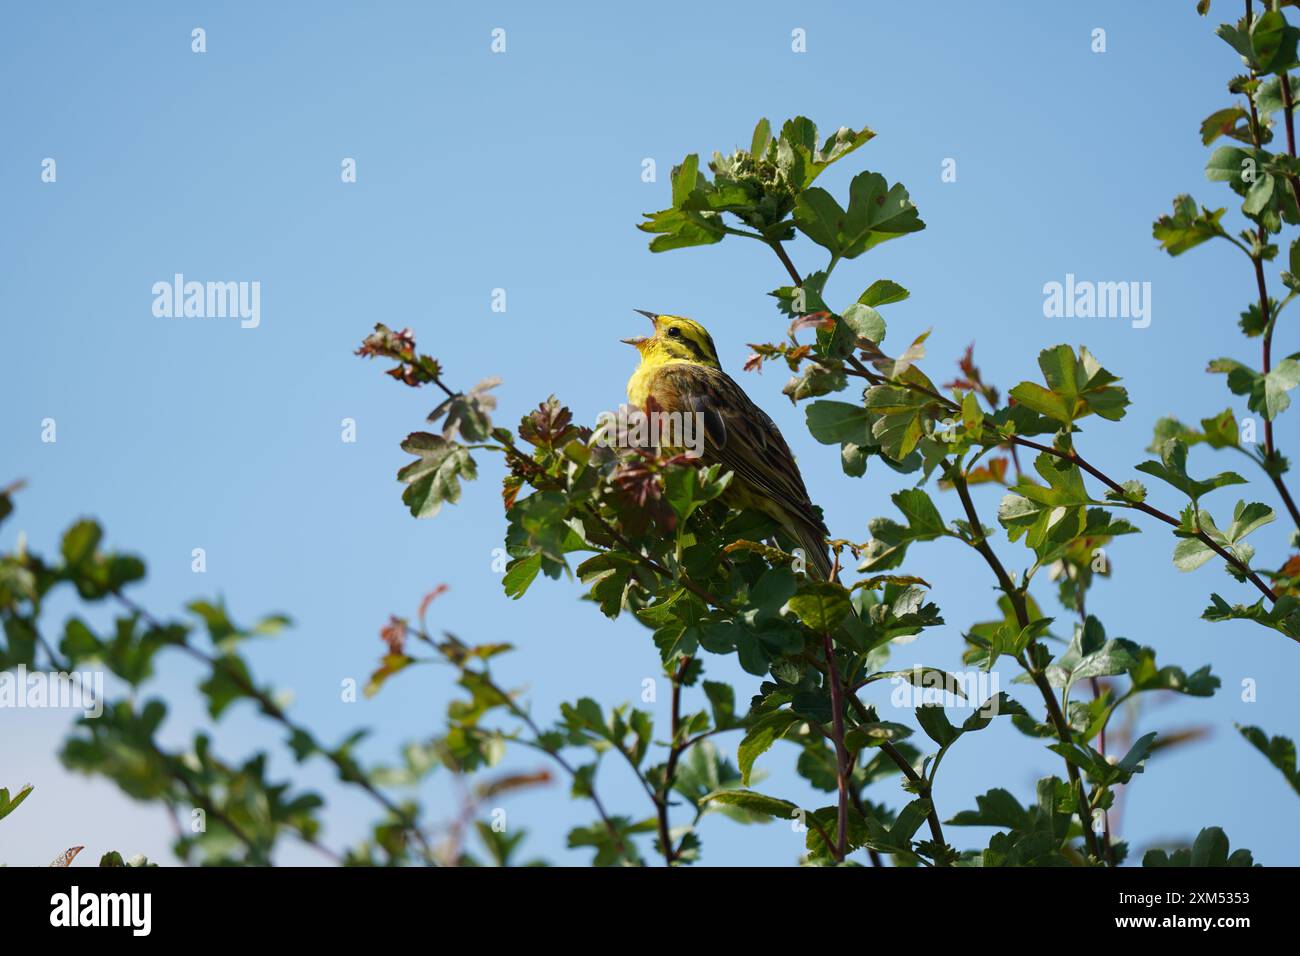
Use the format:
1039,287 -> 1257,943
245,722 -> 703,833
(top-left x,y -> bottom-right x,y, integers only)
1042,273 -> 1151,329
0,665 -> 103,718
593,405 -> 706,458
152,274 -> 261,328
888,667 -> 1001,712
50,886 -> 151,936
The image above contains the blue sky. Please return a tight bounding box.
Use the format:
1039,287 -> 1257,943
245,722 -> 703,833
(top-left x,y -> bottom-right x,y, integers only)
2,1 -> 1298,866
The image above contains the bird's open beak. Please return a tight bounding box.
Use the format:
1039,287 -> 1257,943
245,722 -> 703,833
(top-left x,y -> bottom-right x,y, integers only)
622,309 -> 659,349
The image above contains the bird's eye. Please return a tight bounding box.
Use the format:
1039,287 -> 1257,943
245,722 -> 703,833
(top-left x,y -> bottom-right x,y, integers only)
667,326 -> 681,338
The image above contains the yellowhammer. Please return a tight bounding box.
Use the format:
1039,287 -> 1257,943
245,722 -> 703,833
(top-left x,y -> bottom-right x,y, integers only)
622,310 -> 833,579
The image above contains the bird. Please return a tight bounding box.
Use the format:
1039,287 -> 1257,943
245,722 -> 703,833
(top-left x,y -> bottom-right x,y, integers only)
622,309 -> 834,580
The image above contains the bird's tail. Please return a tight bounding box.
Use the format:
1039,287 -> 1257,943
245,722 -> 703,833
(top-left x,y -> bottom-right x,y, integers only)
788,518 -> 835,581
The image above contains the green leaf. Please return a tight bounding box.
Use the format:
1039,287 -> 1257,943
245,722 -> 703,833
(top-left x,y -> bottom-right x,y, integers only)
1126,646 -> 1219,697
700,788 -> 799,821
637,154 -> 728,253
502,553 -> 543,599
61,520 -> 102,568
887,798 -> 933,845
636,588 -> 708,663
1143,826 -> 1255,867
365,653 -> 415,697
863,379 -> 934,461
777,118 -> 877,189
843,721 -> 914,750
1008,345 -> 1129,425
965,616 -> 1050,671
1201,408 -> 1241,448
947,788 -> 1028,830
894,487 -> 947,537
1217,22 -> 1258,67
703,681 -> 739,731
1049,732 -> 1155,787
805,400 -> 872,446
769,271 -> 830,318
737,710 -> 802,786
841,171 -> 926,256
1237,724 -> 1300,795
1252,9 -> 1299,73
915,705 -> 960,747
839,303 -> 887,346
0,484 -> 16,530
783,363 -> 847,402
1135,439 -> 1246,506
1153,195 -> 1227,255
663,462 -> 730,523
857,584 -> 944,647
198,654 -> 257,718
1208,356 -> 1300,420
673,741 -> 759,824
1256,75 -> 1300,115
859,488 -> 950,570
1243,172 -> 1275,215
577,552 -> 637,619
1205,145 -> 1257,188
0,783 -> 34,822
914,692 -> 1027,758
1203,593 -> 1300,641
430,379 -> 499,442
1045,617 -> 1140,694
792,171 -> 925,259
398,433 -> 477,518
747,566 -> 798,622
788,580 -> 852,632
567,816 -> 650,866
998,454 -> 1096,555
856,666 -> 969,702
1172,500 -> 1274,572
1201,106 -> 1251,144
792,188 -> 848,255
1116,731 -> 1159,776
508,490 -> 584,563
857,279 -> 910,308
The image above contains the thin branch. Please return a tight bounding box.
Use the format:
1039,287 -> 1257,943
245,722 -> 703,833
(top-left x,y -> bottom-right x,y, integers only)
1242,0 -> 1300,534
499,738 -> 629,857
170,769 -> 267,864
837,684 -> 949,853
822,632 -> 851,861
110,589 -> 438,863
655,655 -> 693,865
1254,234 -> 1300,532
1009,437 -> 1277,601
768,239 -> 804,287
1280,69 -> 1298,158
764,235 -> 953,861
582,507 -> 734,611
29,615 -> 285,865
946,466 -> 1105,863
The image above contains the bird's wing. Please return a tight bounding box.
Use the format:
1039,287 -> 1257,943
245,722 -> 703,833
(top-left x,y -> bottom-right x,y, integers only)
649,363 -> 829,538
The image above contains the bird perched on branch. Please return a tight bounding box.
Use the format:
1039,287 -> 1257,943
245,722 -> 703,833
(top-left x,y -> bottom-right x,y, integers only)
622,310 -> 833,579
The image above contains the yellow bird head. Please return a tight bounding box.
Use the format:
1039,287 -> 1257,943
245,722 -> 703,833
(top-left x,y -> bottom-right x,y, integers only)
622,310 -> 722,370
